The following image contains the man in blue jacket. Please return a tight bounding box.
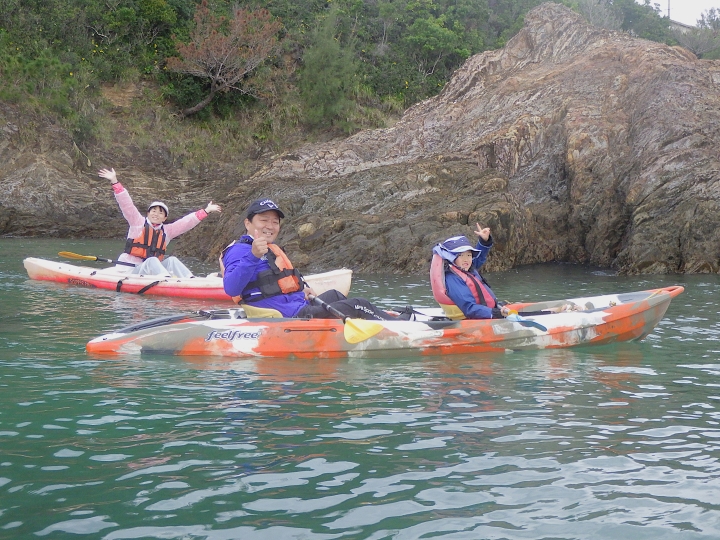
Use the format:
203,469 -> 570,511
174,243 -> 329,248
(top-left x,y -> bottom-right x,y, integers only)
221,198 -> 407,320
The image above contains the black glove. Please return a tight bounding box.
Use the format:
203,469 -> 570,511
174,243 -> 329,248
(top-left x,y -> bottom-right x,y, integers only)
491,307 -> 505,319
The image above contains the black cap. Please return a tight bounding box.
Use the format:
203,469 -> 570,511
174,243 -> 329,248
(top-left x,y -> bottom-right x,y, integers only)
245,198 -> 285,220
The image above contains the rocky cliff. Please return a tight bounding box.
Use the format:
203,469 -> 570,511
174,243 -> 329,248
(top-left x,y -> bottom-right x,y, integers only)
3,2 -> 720,275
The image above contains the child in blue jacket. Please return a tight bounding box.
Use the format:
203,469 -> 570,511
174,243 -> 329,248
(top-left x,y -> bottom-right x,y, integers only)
433,225 -> 510,319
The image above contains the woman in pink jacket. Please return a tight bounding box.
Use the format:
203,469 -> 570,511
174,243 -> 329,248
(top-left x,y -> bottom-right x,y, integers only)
98,167 -> 221,277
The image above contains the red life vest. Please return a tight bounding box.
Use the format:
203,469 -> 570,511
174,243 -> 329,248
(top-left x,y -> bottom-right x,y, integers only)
220,241 -> 304,305
447,265 -> 496,308
124,222 -> 167,261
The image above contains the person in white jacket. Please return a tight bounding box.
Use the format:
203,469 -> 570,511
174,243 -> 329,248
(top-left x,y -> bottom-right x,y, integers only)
98,167 -> 221,277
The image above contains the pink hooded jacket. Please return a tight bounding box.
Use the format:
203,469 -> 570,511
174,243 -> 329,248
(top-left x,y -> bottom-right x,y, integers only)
112,182 -> 208,265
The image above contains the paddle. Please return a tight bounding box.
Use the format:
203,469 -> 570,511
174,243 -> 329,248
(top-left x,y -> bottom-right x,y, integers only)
309,294 -> 385,344
58,251 -> 136,267
506,312 -> 548,332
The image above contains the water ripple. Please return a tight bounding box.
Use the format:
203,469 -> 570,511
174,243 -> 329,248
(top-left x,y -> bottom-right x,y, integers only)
3,240 -> 720,538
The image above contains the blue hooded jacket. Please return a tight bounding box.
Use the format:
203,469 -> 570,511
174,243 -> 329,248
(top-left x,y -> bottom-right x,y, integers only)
433,236 -> 498,319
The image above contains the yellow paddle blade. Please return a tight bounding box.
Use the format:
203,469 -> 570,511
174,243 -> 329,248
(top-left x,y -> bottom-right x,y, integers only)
343,318 -> 385,344
58,251 -> 98,261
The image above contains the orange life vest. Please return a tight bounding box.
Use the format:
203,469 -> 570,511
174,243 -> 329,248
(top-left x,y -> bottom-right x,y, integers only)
220,241 -> 304,305
124,222 -> 167,261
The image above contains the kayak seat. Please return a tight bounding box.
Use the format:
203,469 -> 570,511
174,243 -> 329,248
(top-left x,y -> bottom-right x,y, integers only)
240,304 -> 284,319
438,303 -> 466,321
430,253 -> 467,320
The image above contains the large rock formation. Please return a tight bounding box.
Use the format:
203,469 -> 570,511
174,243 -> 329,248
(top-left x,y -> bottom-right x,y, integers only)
195,2 -> 720,274
3,3 -> 720,274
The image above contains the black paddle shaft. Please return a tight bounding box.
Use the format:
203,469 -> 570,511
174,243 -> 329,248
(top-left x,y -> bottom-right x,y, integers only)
309,294 -> 346,321
96,256 -> 136,267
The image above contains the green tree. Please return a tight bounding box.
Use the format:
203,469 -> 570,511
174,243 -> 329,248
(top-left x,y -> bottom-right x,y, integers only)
405,15 -> 468,78
357,0 -> 488,105
299,5 -> 358,131
673,8 -> 720,58
698,8 -> 720,30
612,0 -> 673,43
89,0 -> 188,76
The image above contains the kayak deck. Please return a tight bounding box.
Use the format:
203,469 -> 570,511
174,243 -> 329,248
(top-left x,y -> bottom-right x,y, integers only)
23,257 -> 352,301
86,286 -> 684,358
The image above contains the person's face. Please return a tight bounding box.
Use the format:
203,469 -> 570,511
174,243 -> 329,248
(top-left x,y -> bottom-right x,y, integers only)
455,251 -> 473,271
147,206 -> 167,225
244,211 -> 281,243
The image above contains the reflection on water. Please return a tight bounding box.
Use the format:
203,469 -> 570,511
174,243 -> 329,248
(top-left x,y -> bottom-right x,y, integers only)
1,238 -> 720,539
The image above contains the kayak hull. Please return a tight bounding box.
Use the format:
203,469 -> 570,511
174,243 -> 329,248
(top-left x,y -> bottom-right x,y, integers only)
23,257 -> 352,301
87,286 -> 684,358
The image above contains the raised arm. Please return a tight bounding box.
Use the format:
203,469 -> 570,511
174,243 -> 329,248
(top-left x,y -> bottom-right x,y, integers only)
99,167 -> 145,227
163,201 -> 221,241
472,223 -> 493,270
222,242 -> 261,297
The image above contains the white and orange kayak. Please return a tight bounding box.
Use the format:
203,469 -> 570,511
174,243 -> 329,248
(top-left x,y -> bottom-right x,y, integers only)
23,257 -> 352,301
87,286 -> 684,358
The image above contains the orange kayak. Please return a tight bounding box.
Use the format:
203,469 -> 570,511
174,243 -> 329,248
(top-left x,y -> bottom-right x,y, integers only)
23,257 -> 352,301
87,286 -> 684,358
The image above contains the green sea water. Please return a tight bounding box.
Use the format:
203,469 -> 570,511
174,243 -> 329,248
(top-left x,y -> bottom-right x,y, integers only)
1,237 -> 719,539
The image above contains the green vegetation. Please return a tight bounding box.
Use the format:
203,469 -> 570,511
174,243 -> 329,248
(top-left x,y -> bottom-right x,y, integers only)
299,5 -> 358,132
671,8 -> 720,59
0,0 -> 681,161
